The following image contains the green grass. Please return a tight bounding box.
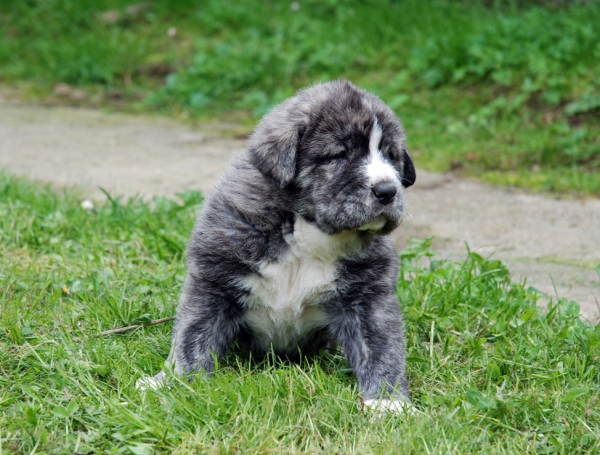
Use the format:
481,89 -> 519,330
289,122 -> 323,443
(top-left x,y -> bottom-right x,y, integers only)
1,173 -> 599,453
0,0 -> 599,196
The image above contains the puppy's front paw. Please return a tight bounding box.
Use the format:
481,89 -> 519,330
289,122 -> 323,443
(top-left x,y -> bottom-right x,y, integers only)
136,371 -> 167,391
360,398 -> 416,416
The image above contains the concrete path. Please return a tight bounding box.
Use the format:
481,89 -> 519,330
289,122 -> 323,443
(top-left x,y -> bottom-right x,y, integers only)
1,98 -> 598,321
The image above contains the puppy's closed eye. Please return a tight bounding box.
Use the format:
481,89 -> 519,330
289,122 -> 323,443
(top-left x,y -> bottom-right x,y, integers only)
320,148 -> 348,164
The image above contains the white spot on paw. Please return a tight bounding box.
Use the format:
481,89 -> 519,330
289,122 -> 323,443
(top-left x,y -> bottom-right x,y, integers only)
136,371 -> 167,391
361,398 -> 416,416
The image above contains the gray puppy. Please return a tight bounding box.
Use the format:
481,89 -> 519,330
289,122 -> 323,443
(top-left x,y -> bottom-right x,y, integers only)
139,80 -> 416,412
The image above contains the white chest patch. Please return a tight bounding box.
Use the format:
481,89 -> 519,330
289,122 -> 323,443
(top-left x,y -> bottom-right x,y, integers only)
240,218 -> 353,352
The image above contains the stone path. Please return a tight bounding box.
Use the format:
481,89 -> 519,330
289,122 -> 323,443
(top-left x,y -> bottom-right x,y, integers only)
1,99 -> 598,321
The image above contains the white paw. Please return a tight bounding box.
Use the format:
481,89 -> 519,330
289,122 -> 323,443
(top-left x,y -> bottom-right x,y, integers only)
135,371 -> 167,390
361,398 -> 416,416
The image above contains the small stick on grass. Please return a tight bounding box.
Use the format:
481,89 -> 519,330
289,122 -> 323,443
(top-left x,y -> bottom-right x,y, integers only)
73,316 -> 175,343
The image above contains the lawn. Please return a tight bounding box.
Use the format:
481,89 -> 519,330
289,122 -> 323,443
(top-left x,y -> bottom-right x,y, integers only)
1,1 -> 599,452
1,174 -> 599,453
0,0 -> 599,196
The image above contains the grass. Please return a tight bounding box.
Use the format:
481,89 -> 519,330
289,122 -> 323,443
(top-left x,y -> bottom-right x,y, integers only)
1,173 -> 599,453
0,0 -> 599,196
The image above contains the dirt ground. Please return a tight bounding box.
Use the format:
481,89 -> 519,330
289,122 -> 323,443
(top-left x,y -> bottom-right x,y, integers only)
1,96 -> 599,321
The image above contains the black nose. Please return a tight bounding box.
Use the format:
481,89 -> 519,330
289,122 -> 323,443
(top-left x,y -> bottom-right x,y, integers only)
372,182 -> 397,205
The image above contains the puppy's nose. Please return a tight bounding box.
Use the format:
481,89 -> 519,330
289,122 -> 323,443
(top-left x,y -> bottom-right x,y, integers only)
372,182 -> 397,205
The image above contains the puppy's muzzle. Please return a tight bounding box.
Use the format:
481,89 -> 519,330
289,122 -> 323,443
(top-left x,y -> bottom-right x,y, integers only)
372,182 -> 397,206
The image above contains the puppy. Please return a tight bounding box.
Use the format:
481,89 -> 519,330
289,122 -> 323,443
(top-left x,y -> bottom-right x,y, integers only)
139,80 -> 416,413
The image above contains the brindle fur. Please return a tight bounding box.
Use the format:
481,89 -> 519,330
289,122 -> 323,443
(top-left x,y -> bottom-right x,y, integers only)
153,80 -> 416,404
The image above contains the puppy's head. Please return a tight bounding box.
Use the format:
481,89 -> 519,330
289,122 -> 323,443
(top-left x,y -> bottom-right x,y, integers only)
249,80 -> 415,235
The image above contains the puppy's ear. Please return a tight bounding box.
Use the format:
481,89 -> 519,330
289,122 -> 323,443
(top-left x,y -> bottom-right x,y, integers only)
401,150 -> 416,188
248,123 -> 302,189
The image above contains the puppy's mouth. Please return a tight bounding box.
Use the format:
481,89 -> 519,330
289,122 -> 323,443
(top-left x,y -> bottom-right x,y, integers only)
304,206 -> 402,236
357,216 -> 387,232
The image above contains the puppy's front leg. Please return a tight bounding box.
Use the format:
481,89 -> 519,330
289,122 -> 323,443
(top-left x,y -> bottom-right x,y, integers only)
328,296 -> 411,413
170,282 -> 245,377
137,278 -> 244,390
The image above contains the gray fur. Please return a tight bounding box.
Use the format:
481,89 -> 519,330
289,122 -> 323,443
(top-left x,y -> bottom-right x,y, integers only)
151,80 -> 416,404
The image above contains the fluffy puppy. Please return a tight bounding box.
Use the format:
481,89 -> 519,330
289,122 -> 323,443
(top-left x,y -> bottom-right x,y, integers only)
140,80 -> 416,412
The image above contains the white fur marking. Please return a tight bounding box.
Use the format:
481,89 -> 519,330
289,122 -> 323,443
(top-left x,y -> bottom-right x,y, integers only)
357,216 -> 386,231
136,371 -> 167,390
365,120 -> 400,186
241,218 -> 350,352
362,398 -> 416,415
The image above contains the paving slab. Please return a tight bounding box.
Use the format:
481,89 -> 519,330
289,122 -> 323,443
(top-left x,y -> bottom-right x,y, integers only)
1,100 -> 598,321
